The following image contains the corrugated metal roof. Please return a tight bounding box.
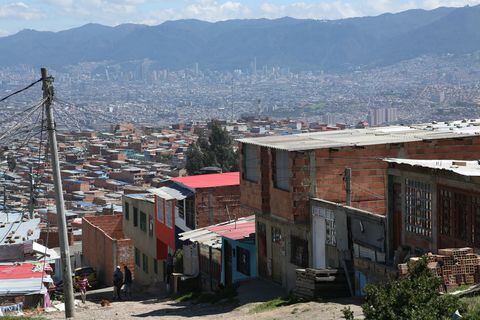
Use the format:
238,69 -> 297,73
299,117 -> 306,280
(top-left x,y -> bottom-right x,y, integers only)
0,218 -> 40,245
385,158 -> 480,177
156,185 -> 194,200
179,216 -> 255,248
171,172 -> 240,189
237,120 -> 480,151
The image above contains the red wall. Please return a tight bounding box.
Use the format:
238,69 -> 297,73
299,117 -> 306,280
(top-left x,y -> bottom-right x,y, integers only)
154,196 -> 176,259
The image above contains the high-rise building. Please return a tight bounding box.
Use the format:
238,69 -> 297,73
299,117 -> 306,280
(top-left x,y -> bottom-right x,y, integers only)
368,108 -> 398,126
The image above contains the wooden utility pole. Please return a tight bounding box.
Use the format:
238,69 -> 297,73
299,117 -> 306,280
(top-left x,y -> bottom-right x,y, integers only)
41,68 -> 75,318
345,168 -> 352,206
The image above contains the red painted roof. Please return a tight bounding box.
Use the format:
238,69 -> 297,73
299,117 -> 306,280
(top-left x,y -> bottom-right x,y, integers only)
171,172 -> 240,189
0,263 -> 44,280
207,219 -> 255,241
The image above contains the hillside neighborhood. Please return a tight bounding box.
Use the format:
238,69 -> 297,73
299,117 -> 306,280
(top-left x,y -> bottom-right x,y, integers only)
2,115 -> 480,318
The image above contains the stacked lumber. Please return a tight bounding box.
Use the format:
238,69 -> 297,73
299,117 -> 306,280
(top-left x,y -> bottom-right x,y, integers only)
398,248 -> 480,292
294,268 -> 350,299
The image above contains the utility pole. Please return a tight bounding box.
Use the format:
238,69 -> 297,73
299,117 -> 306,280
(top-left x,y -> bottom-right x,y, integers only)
41,68 -> 75,318
345,168 -> 352,206
28,165 -> 34,219
3,185 -> 7,222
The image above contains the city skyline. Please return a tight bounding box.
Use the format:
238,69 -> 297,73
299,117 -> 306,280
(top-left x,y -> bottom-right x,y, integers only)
1,0 -> 480,37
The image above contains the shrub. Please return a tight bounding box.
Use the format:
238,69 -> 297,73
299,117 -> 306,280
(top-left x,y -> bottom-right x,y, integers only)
362,257 -> 463,320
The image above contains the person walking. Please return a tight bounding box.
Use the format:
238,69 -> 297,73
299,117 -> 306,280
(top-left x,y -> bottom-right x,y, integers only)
113,266 -> 124,301
76,275 -> 91,304
123,265 -> 132,299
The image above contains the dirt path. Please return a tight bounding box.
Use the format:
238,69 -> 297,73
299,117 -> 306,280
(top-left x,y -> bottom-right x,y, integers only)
44,297 -> 363,320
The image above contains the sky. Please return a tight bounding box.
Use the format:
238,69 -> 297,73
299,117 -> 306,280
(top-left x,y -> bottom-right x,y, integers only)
0,0 -> 479,36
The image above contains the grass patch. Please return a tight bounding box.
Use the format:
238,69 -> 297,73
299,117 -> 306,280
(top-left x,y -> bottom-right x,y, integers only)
172,286 -> 238,305
461,295 -> 480,319
249,295 -> 300,314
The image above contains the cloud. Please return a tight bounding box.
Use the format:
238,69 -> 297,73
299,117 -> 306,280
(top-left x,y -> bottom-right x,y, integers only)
258,0 -> 480,20
0,2 -> 43,20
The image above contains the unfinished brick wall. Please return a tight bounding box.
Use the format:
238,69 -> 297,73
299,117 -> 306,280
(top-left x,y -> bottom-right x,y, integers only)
195,185 -> 250,228
240,136 -> 480,222
82,215 -> 134,285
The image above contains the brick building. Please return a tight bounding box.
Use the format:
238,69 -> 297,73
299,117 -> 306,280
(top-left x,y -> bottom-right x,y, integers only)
152,172 -> 248,259
238,121 -> 480,290
82,215 -> 134,286
385,158 -> 480,254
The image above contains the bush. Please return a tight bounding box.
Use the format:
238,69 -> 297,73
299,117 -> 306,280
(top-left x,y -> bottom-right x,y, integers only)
362,257 -> 463,320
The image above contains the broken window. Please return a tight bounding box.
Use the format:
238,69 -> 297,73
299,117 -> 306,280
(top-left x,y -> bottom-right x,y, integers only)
405,179 -> 432,237
272,150 -> 290,191
290,235 -> 308,268
243,144 -> 258,182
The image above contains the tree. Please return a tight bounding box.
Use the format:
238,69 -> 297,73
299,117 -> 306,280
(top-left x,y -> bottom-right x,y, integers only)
185,144 -> 205,175
185,121 -> 239,175
362,257 -> 463,320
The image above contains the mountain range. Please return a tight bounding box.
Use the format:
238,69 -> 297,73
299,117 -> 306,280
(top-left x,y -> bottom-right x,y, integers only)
1,5 -> 480,71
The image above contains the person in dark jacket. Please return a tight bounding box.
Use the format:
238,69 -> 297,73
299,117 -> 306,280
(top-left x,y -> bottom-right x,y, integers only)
123,265 -> 132,299
113,266 -> 123,301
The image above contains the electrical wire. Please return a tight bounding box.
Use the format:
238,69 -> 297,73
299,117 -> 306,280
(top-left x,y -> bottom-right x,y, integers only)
0,79 -> 42,103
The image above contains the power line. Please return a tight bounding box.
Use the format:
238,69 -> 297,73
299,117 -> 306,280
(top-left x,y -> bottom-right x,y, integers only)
0,79 -> 42,103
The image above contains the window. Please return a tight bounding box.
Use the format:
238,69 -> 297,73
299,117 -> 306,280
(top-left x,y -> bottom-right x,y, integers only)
272,150 -> 290,191
272,227 -> 283,244
133,207 -> 138,227
290,235 -> 308,268
135,248 -> 140,267
177,199 -> 185,220
140,211 -> 147,232
236,247 -> 250,276
157,198 -> 164,223
325,214 -> 336,246
243,144 -> 258,182
124,202 -> 130,220
149,215 -> 154,237
165,200 -> 173,228
153,259 -> 158,274
185,197 -> 195,229
439,186 -> 480,245
142,254 -> 149,274
405,179 -> 432,237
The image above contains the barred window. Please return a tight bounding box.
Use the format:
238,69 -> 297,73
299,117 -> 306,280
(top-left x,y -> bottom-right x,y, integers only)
405,179 -> 432,237
439,186 -> 480,245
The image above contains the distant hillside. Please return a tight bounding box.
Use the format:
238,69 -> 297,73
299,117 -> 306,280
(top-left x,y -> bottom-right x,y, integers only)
1,5 -> 479,71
